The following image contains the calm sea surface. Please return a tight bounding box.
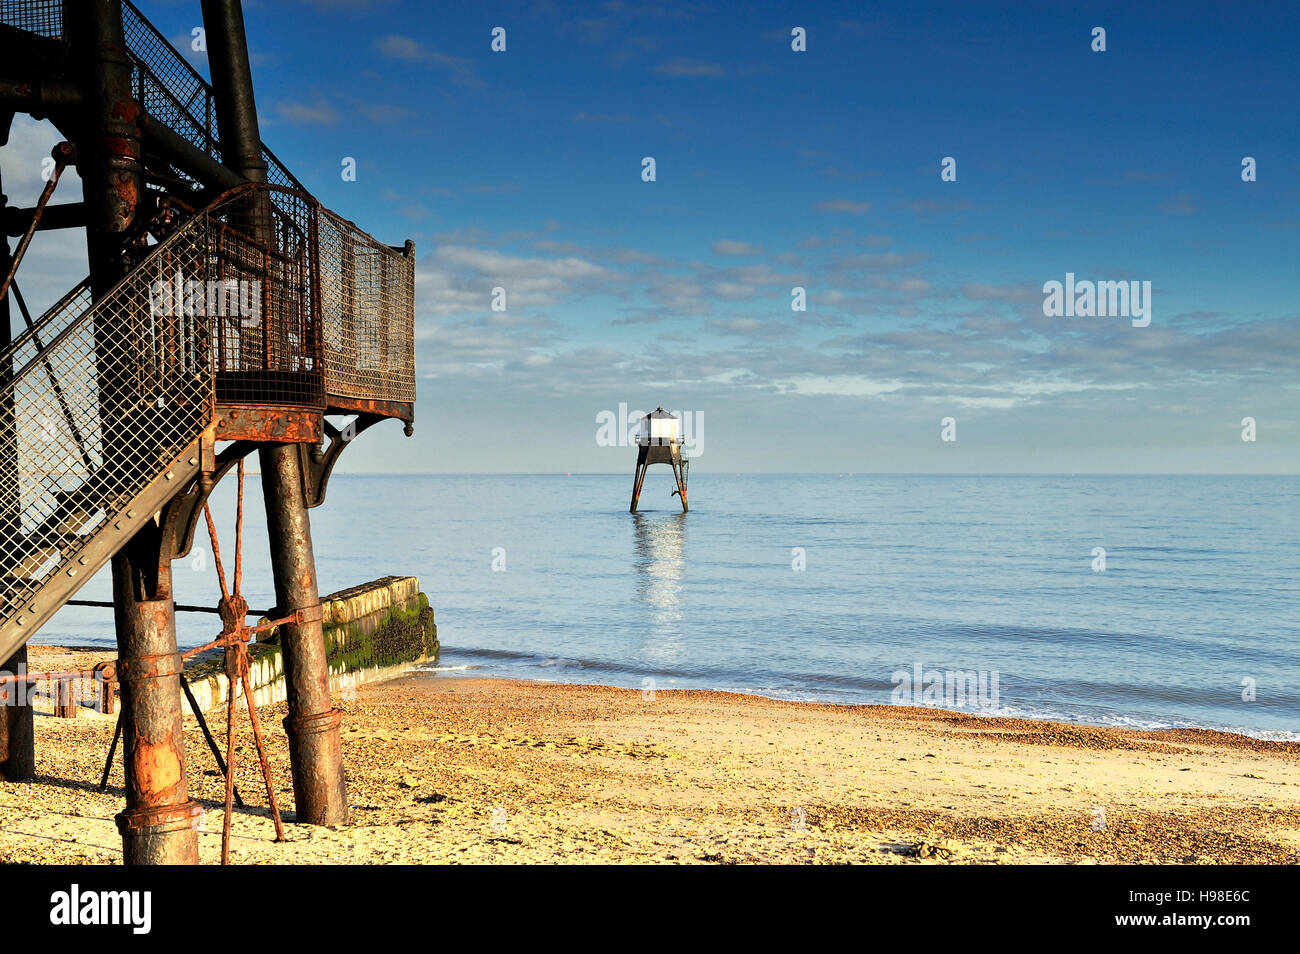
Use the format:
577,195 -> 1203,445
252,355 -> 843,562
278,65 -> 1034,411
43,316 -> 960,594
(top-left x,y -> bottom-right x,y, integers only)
35,473 -> 1300,739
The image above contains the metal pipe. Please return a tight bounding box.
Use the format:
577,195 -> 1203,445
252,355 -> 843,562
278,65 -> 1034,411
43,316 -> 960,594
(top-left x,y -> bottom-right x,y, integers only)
0,76 -> 80,120
261,443 -> 348,823
0,142 -> 72,301
3,202 -> 86,235
139,109 -> 243,192
199,0 -> 268,182
202,0 -> 349,825
0,167 -> 34,782
67,598 -> 274,616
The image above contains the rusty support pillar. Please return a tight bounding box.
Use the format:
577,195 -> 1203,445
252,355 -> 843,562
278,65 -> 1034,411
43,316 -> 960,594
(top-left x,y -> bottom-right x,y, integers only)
261,443 -> 347,824
112,540 -> 201,864
70,1 -> 200,864
203,0 -> 348,825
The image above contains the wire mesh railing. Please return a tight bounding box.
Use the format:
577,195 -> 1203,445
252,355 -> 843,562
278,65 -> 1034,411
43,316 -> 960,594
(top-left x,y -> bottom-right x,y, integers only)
203,186 -> 324,406
0,182 -> 415,648
0,2 -> 305,192
317,210 -> 416,406
120,0 -> 306,192
0,0 -> 60,36
0,219 -> 214,633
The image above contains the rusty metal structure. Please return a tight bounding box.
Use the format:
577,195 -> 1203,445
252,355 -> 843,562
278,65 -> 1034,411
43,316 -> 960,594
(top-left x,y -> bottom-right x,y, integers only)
0,0 -> 416,863
629,407 -> 688,513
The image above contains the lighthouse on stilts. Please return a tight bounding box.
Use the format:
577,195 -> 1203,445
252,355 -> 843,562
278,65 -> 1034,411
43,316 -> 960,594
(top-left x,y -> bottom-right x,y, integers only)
630,407 -> 689,513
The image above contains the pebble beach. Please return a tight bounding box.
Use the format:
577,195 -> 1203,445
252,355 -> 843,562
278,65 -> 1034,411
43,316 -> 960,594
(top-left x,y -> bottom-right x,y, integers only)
2,646 -> 1297,865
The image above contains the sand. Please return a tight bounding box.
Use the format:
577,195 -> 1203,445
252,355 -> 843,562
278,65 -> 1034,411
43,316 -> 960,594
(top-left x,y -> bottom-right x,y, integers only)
1,646 -> 1297,864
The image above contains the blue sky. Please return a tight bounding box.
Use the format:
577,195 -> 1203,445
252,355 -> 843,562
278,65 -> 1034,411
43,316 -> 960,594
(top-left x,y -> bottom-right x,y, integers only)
12,0 -> 1300,472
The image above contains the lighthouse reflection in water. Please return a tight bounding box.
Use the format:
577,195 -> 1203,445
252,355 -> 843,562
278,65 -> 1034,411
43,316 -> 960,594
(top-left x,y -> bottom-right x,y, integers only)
632,512 -> 686,668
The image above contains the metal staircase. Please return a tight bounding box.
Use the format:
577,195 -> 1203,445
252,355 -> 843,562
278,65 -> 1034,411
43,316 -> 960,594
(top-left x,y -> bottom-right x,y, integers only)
0,201 -> 212,660
0,1 -> 416,662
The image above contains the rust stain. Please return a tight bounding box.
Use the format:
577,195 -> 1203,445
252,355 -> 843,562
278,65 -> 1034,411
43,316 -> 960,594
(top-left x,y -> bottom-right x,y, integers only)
136,739 -> 182,794
213,405 -> 322,443
111,98 -> 142,123
112,172 -> 138,205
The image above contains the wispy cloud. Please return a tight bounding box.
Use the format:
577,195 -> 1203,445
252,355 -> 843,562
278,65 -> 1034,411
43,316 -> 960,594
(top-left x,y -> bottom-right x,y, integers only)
374,34 -> 480,86
654,58 -> 725,77
713,240 -> 761,256
816,199 -> 871,214
274,98 -> 339,125
1159,192 -> 1198,215
898,198 -> 975,216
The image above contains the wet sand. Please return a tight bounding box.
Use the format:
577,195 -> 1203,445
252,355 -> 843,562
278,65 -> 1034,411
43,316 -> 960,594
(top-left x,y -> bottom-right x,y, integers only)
1,647 -> 1297,864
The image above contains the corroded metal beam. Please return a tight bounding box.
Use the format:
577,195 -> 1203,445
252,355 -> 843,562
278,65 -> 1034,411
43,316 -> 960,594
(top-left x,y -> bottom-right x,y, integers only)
215,404 -> 323,443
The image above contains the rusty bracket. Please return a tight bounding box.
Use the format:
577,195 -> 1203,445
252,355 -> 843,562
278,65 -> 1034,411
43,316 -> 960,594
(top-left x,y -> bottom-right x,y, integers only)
166,439 -> 259,561
115,800 -> 203,834
293,602 -> 324,625
298,413 -> 383,508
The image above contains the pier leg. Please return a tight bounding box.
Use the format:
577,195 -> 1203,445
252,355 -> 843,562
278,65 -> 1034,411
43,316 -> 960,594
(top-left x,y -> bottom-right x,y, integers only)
112,532 -> 201,865
261,443 -> 348,825
0,646 -> 34,782
629,448 -> 649,513
201,0 -> 348,826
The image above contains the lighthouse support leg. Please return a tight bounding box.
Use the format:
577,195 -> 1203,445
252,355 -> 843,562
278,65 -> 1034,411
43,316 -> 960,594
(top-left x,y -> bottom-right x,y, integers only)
629,447 -> 649,513
0,647 -> 34,781
672,459 -> 689,513
0,189 -> 33,782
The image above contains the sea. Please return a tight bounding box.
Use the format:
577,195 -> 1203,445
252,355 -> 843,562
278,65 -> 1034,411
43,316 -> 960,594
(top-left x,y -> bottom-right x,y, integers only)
33,473 -> 1300,740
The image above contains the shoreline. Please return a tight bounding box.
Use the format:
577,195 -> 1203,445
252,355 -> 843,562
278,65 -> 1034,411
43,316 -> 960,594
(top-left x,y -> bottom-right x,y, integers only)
20,642 -> 1300,744
417,658 -> 1298,745
2,647 -> 1298,864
